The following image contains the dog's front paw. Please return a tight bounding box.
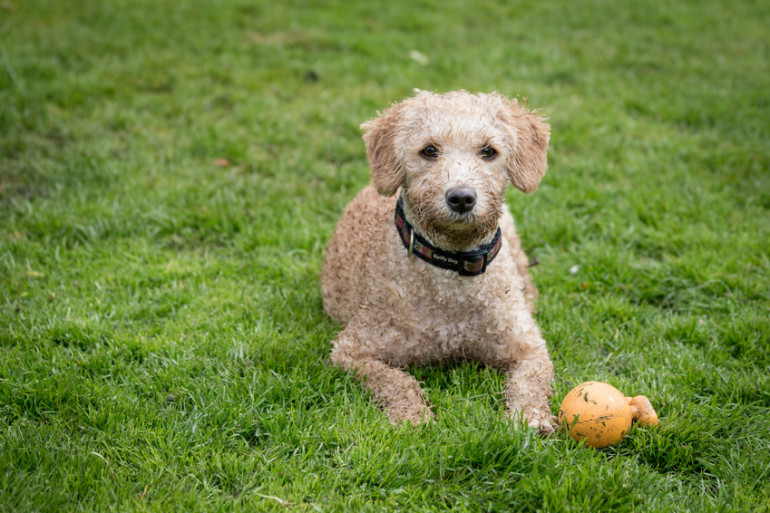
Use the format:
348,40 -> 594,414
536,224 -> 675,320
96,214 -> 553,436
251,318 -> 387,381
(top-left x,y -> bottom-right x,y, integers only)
387,404 -> 435,426
533,416 -> 557,436
508,408 -> 557,435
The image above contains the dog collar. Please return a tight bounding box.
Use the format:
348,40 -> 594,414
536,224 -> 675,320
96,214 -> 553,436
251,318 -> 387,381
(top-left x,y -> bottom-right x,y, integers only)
394,195 -> 503,276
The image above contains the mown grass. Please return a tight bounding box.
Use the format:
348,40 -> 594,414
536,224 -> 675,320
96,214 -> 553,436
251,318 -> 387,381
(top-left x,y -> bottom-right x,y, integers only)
1,0 -> 769,511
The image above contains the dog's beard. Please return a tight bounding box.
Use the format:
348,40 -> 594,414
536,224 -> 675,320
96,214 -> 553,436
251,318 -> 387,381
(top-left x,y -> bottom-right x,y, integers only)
404,188 -> 503,251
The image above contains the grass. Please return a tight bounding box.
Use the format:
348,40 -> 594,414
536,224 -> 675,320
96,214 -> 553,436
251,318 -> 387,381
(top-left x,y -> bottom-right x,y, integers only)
1,0 -> 769,511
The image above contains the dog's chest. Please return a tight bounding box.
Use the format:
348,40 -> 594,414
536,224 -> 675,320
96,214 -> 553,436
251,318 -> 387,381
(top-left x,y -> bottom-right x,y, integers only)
386,252 -> 529,363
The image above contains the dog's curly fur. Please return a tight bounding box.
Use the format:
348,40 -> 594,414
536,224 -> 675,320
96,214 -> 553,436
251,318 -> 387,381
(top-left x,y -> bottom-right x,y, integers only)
321,90 -> 555,431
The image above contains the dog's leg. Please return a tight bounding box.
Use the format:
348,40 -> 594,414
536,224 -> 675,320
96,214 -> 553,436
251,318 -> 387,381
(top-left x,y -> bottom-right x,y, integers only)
503,345 -> 556,433
330,332 -> 433,425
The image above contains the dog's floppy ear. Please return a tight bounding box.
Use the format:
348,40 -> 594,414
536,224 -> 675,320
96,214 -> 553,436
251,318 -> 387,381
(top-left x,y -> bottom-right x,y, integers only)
361,105 -> 405,197
501,98 -> 550,194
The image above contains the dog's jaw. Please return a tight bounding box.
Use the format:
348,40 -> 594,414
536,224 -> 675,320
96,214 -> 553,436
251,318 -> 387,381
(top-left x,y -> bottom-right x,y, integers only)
400,189 -> 503,252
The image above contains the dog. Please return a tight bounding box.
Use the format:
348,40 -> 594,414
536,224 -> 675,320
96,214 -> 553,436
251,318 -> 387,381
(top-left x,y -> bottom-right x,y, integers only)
321,90 -> 555,431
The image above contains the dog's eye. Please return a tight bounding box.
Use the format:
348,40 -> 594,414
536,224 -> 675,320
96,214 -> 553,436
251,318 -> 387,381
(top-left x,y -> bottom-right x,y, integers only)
420,145 -> 439,159
480,146 -> 498,159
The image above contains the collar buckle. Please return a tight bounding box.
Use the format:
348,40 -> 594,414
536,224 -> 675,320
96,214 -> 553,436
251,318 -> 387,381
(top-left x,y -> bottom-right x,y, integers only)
459,255 -> 487,276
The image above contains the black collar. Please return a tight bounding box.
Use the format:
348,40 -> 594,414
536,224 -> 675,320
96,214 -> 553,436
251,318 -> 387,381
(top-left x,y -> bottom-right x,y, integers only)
395,195 -> 503,276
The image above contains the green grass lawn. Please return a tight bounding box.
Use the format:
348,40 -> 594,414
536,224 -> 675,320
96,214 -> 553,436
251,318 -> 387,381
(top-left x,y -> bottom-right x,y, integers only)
2,0 -> 769,511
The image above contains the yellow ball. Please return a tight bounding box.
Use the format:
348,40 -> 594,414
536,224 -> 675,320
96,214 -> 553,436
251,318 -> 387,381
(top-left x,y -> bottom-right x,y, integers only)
558,381 -> 633,448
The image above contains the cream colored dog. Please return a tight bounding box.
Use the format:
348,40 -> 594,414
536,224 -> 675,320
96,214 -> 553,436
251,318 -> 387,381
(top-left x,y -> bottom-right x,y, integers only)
322,90 -> 555,431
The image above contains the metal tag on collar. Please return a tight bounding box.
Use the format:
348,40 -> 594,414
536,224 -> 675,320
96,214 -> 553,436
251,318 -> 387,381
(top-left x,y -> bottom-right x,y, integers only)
407,229 -> 415,256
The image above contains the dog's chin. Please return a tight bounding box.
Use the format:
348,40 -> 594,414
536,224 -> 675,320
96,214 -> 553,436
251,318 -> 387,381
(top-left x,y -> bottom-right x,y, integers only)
428,210 -> 499,248
443,213 -> 479,232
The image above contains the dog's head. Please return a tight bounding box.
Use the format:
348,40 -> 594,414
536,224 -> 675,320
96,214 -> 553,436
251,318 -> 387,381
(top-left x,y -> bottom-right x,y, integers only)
361,90 -> 549,250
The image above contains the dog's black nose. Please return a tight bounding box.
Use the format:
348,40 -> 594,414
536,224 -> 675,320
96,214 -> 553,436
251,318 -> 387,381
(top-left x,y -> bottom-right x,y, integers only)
445,187 -> 477,214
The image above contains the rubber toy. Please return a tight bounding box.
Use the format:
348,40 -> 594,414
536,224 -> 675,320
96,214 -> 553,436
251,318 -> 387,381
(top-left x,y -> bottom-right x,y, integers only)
558,381 -> 659,448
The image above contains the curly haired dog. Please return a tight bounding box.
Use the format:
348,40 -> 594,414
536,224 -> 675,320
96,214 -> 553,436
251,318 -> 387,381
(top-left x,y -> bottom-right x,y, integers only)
321,90 -> 555,431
